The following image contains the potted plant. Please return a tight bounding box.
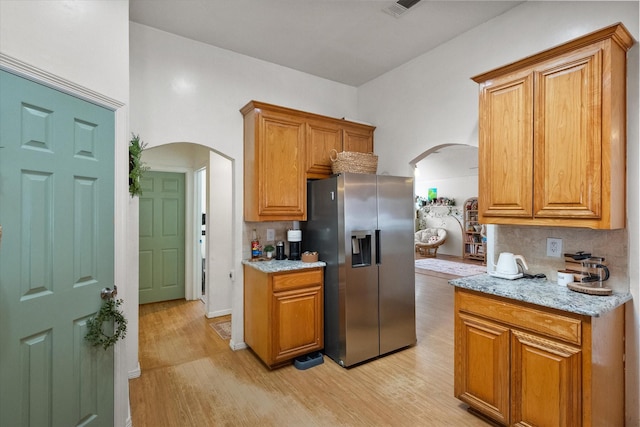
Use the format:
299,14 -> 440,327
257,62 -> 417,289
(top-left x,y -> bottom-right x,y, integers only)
129,133 -> 148,197
263,244 -> 275,259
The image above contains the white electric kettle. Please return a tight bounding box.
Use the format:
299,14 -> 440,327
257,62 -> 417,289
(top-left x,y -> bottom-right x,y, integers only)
490,252 -> 529,279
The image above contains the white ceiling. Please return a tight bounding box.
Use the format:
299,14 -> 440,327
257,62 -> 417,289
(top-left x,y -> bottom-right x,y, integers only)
129,0 -> 525,86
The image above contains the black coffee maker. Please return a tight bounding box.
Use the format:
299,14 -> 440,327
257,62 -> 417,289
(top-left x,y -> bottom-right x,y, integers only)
275,241 -> 286,260
287,229 -> 302,261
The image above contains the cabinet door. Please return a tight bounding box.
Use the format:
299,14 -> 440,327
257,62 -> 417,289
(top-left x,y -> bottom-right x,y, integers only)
342,124 -> 374,153
306,119 -> 342,179
533,46 -> 602,219
256,111 -> 306,219
478,71 -> 534,220
511,330 -> 581,427
455,313 -> 510,425
272,285 -> 323,364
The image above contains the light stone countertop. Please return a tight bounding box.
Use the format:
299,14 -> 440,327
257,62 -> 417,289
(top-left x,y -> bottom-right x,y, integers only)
449,274 -> 632,317
242,259 -> 326,273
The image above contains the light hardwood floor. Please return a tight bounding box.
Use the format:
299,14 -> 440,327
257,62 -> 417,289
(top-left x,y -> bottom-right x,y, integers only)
129,259 -> 490,426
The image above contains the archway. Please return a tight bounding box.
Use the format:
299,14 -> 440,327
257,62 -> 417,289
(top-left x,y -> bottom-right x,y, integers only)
140,142 -> 234,318
410,144 -> 478,258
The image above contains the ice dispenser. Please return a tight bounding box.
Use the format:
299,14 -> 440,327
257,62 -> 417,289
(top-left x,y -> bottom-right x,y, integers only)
351,231 -> 371,267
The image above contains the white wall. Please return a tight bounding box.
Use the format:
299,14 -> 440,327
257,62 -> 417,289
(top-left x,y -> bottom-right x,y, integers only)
0,1 -> 131,425
207,150 -> 233,318
129,22 -> 363,351
359,2 -> 639,424
0,0 -> 129,102
360,1 -> 639,178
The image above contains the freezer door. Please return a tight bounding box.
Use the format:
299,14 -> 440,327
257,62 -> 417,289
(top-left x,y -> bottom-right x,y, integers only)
341,173 -> 380,366
377,175 -> 417,354
303,178 -> 341,360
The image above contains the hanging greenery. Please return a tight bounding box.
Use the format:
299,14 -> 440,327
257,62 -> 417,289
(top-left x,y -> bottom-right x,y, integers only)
129,133 -> 148,197
85,298 -> 128,350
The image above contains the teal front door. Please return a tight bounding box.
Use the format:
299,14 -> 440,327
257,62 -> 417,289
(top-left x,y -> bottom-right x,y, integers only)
138,171 -> 186,304
0,70 -> 115,425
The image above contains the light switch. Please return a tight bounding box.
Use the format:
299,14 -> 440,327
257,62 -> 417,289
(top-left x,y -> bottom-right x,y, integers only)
266,228 -> 275,242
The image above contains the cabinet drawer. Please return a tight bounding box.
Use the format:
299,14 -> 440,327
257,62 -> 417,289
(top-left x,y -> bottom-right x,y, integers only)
457,290 -> 582,345
273,269 -> 322,291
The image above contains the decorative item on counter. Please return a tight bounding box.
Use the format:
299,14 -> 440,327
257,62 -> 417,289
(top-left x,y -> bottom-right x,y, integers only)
251,229 -> 260,259
301,251 -> 319,263
263,244 -> 275,259
557,271 -> 574,286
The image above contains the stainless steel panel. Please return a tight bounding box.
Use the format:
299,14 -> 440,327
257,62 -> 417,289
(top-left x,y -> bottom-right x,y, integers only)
377,175 -> 417,355
303,173 -> 416,368
303,178 -> 340,360
341,173 -> 378,366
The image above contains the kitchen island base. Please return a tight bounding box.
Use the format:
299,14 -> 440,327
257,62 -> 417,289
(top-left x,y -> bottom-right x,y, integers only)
243,262 -> 324,369
454,287 -> 625,426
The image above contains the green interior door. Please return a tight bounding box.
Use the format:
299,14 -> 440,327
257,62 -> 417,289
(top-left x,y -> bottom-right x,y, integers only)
138,171 -> 186,304
0,70 -> 115,426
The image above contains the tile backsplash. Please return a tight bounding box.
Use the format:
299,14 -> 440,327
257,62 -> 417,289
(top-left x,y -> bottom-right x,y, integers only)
493,225 -> 628,292
244,222 -> 296,259
244,222 -> 630,293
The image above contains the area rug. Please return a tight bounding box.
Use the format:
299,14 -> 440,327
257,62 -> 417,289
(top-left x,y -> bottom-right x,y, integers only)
210,320 -> 231,340
415,258 -> 486,277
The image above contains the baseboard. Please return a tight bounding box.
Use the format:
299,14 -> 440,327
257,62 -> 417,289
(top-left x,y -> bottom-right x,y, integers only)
206,308 -> 232,318
128,362 -> 141,379
229,339 -> 247,351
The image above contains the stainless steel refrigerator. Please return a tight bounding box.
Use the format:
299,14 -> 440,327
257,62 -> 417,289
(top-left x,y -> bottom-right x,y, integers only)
302,173 -> 416,367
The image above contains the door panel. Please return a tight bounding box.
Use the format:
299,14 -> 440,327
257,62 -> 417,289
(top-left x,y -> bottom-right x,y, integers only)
272,285 -> 323,363
511,330 -> 581,427
455,313 -> 510,425
478,71 -> 534,219
0,70 -> 114,426
534,48 -> 602,219
259,111 -> 305,217
138,171 -> 186,304
341,173 -> 379,366
306,119 -> 342,178
342,125 -> 373,153
377,175 -> 416,355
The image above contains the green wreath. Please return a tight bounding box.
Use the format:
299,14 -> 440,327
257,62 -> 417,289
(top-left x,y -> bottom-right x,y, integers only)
85,299 -> 127,350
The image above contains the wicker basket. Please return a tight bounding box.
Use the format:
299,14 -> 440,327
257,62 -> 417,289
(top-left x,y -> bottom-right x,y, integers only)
330,149 -> 378,174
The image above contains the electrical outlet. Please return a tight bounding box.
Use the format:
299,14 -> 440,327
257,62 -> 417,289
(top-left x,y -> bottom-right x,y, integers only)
546,238 -> 563,258
266,228 -> 275,242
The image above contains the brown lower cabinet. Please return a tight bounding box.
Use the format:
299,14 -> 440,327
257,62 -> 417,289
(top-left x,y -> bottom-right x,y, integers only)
454,288 -> 625,426
243,265 -> 324,368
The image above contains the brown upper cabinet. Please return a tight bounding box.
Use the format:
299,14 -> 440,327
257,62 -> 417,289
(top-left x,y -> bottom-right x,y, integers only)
473,23 -> 634,229
241,101 -> 375,221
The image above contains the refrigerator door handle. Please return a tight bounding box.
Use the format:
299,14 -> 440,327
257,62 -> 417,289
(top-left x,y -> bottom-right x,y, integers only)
375,229 -> 381,264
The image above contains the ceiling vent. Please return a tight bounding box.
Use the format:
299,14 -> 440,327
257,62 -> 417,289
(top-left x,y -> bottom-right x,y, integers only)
383,0 -> 422,18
